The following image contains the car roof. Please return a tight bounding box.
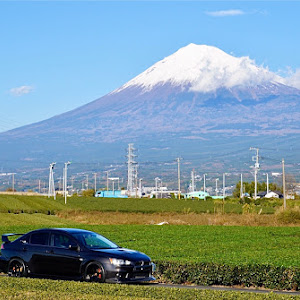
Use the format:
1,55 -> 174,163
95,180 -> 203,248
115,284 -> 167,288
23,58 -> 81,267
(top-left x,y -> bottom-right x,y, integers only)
26,228 -> 94,235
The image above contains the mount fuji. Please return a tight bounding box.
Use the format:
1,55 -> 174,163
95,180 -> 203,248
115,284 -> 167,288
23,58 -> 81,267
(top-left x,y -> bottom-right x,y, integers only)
1,44 -> 300,167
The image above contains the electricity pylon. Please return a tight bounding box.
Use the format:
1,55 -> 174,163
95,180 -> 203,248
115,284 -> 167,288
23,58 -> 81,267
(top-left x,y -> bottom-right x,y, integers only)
126,144 -> 138,196
48,162 -> 56,199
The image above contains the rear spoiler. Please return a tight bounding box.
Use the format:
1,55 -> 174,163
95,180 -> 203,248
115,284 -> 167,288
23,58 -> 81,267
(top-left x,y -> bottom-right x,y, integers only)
2,233 -> 24,243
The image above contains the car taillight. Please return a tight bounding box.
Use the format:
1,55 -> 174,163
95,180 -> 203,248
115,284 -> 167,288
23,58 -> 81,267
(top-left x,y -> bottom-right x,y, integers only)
1,244 -> 4,250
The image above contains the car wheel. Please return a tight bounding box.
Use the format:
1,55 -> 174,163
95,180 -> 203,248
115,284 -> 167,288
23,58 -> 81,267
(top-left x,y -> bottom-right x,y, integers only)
8,259 -> 27,277
84,262 -> 105,283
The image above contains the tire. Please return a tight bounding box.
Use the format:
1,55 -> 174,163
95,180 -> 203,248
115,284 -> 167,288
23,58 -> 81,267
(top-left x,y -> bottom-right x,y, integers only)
8,258 -> 27,277
84,262 -> 105,283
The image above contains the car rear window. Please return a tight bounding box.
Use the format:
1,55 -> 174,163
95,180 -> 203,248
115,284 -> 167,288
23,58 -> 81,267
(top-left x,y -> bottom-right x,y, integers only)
30,232 -> 49,245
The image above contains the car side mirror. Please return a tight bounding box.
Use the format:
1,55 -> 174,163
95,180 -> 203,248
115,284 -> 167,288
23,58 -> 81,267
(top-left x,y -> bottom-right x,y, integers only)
69,245 -> 80,252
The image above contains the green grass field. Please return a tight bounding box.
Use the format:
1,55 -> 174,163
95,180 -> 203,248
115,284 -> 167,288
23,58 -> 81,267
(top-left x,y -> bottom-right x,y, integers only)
0,213 -> 74,226
0,194 -> 278,214
1,223 -> 299,267
0,194 -> 299,293
0,277 -> 299,300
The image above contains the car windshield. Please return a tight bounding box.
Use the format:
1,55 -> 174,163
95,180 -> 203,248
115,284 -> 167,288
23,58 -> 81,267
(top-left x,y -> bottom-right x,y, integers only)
72,232 -> 119,249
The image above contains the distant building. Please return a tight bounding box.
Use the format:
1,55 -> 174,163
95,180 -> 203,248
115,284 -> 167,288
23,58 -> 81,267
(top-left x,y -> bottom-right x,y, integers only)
257,191 -> 283,199
95,190 -> 128,198
184,191 -> 210,199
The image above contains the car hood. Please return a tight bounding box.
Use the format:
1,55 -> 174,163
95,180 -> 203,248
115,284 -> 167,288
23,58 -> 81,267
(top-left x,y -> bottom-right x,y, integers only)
91,248 -> 150,261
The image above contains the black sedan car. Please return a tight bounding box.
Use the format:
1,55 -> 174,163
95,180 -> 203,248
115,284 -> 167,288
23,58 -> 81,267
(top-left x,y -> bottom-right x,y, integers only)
0,228 -> 155,283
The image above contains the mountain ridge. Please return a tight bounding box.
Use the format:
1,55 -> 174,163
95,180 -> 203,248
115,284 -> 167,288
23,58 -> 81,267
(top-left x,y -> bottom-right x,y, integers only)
0,44 -> 299,167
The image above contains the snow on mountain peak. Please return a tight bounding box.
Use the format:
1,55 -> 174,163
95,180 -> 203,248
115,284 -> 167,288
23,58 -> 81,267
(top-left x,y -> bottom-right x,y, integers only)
117,43 -> 283,93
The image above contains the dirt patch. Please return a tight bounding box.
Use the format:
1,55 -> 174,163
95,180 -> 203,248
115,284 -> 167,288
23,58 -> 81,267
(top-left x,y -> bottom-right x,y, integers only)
56,211 -> 300,226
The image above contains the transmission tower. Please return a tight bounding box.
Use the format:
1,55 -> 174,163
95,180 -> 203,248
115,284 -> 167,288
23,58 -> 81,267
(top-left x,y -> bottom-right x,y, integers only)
48,162 -> 56,199
126,144 -> 138,196
176,157 -> 182,199
250,147 -> 260,199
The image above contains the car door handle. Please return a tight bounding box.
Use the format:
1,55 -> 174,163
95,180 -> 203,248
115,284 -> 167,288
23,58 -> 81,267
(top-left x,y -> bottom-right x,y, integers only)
22,247 -> 27,252
46,250 -> 54,254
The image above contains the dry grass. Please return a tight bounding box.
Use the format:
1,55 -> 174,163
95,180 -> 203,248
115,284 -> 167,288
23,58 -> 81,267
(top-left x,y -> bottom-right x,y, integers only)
57,210 -> 300,227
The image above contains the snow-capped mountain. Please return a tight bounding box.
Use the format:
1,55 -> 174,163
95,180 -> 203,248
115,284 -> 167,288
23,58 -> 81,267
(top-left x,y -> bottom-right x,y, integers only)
0,44 -> 299,166
117,44 -> 282,93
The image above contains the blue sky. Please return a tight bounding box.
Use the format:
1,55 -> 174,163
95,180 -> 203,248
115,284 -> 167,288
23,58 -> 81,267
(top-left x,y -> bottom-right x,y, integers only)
0,1 -> 300,132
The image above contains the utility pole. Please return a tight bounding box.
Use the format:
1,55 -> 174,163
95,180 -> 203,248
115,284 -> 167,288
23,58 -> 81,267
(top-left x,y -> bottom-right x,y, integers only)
160,179 -> 163,198
240,174 -> 243,199
63,161 -> 71,204
139,178 -> 143,198
86,174 -> 89,190
282,158 -> 286,210
105,171 -> 109,191
155,177 -> 160,199
222,173 -> 226,213
135,164 -> 138,198
109,178 -> 119,194
203,174 -> 207,201
266,173 -> 269,194
48,163 -> 56,200
94,173 -> 97,192
190,170 -> 195,193
38,179 -> 41,194
12,173 -> 15,194
176,158 -> 182,199
223,173 -> 226,201
215,178 -> 219,196
250,147 -> 260,200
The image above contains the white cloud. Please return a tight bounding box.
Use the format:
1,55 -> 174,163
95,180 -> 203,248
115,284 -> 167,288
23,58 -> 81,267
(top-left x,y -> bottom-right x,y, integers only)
9,85 -> 34,96
206,9 -> 245,17
282,69 -> 300,89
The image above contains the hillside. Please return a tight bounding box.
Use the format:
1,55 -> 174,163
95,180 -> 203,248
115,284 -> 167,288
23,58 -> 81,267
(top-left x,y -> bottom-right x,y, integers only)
0,44 -> 299,168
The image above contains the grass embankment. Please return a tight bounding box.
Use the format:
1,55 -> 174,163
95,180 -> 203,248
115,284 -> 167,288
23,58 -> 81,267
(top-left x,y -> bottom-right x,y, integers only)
0,213 -> 74,226
0,194 -> 280,214
0,277 -> 299,300
2,194 -> 300,227
1,194 -> 295,227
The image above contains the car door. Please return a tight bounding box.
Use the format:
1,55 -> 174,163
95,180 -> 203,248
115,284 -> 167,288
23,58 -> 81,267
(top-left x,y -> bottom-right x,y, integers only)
46,232 -> 82,277
26,231 -> 52,275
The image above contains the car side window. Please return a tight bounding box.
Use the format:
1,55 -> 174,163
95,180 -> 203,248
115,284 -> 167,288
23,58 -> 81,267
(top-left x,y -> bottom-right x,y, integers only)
30,232 -> 49,246
51,233 -> 77,249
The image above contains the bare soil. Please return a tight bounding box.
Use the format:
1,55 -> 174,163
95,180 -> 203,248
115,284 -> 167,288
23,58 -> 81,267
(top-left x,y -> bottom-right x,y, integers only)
57,211 -> 300,226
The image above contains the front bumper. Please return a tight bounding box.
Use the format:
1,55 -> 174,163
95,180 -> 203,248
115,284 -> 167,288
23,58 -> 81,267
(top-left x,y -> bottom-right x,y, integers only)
105,262 -> 156,283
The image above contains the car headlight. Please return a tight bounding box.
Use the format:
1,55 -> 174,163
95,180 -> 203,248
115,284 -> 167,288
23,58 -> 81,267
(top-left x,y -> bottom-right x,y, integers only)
109,258 -> 132,266
151,262 -> 156,272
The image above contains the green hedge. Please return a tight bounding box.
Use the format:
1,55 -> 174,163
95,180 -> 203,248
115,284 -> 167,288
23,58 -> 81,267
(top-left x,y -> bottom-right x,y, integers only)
4,209 -> 56,215
155,261 -> 300,291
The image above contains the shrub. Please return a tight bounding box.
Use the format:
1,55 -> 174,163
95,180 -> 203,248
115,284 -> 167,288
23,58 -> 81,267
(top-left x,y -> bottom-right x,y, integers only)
155,261 -> 300,290
276,207 -> 300,224
82,189 -> 95,197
